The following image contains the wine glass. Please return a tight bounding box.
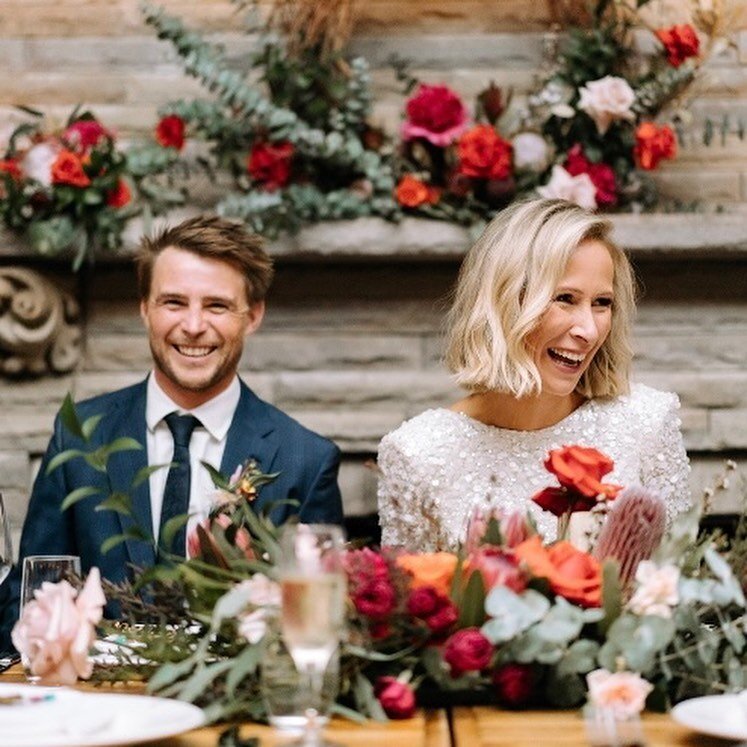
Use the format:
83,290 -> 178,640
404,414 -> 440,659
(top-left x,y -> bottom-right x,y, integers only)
0,493 -> 12,585
279,524 -> 346,747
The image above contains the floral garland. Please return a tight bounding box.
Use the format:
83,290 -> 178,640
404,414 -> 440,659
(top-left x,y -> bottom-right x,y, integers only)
0,109 -> 183,268
10,398 -> 747,726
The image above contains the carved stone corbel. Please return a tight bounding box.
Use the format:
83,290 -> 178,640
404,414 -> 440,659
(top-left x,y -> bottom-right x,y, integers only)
0,267 -> 82,376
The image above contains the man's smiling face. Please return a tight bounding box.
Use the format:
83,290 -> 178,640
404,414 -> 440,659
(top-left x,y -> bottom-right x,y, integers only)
140,246 -> 264,408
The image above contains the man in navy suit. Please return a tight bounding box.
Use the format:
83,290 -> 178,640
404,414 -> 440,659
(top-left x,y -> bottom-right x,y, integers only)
0,215 -> 343,649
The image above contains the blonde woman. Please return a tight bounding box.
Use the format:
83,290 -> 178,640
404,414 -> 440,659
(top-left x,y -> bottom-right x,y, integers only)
377,199 -> 690,551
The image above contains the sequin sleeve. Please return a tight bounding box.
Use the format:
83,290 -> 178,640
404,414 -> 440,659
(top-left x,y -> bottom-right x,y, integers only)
638,390 -> 692,524
377,426 -> 449,552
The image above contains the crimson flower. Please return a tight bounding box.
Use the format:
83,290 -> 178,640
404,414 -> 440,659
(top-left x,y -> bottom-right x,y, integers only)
402,84 -> 469,147
374,677 -> 416,719
655,24 -> 700,68
155,115 -> 186,150
564,144 -> 617,206
443,628 -> 493,676
247,141 -> 294,190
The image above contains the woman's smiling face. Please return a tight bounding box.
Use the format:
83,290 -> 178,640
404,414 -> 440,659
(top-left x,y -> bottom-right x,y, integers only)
526,239 -> 615,399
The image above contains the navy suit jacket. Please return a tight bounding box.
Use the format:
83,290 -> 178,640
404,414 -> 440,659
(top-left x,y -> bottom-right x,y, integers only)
0,378 -> 342,649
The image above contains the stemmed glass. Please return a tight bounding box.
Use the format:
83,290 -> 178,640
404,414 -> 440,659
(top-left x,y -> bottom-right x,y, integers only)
279,524 -> 346,747
0,492 -> 13,585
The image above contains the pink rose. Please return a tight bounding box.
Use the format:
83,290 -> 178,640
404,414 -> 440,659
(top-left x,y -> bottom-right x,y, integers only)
11,568 -> 105,686
537,165 -> 597,210
586,669 -> 653,719
577,76 -> 635,136
374,676 -> 417,719
402,84 -> 470,147
443,628 -> 493,676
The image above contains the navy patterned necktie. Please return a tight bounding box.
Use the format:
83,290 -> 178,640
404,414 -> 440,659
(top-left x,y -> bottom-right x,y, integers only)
160,412 -> 201,557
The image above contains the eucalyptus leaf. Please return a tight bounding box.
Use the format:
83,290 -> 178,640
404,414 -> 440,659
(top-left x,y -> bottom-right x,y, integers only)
60,485 -> 101,511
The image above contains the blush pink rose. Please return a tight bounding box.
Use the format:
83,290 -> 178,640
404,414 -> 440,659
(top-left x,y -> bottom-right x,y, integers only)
11,567 -> 105,686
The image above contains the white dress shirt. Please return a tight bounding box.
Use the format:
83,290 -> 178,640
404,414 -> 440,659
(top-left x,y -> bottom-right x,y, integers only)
145,373 -> 241,540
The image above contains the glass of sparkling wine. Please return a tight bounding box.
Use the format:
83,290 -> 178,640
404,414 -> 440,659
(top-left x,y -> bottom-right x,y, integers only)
0,493 -> 12,585
279,524 -> 346,747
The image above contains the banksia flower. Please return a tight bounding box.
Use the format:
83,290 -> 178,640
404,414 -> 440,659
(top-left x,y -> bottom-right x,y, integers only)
593,486 -> 666,587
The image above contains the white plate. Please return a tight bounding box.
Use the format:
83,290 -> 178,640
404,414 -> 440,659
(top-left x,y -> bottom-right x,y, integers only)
0,682 -> 205,747
671,693 -> 747,741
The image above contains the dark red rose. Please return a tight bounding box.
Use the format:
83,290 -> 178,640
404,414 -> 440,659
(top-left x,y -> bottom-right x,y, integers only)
424,599 -> 458,634
106,179 -> 131,208
247,141 -> 294,190
655,24 -> 700,68
155,115 -> 186,150
353,577 -> 397,620
374,676 -> 416,719
369,621 -> 392,640
50,150 -> 91,188
406,586 -> 442,618
477,82 -> 506,125
493,663 -> 534,707
564,144 -> 617,207
457,125 -> 512,180
443,628 -> 493,676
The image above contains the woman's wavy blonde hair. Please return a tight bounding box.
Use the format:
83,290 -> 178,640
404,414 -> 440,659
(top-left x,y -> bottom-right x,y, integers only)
444,198 -> 636,399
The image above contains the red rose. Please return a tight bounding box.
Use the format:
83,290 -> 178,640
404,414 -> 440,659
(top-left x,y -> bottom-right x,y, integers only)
155,115 -> 186,150
515,536 -> 602,607
374,676 -> 416,719
247,141 -> 294,190
634,122 -> 677,170
0,159 -> 22,181
106,179 -> 131,208
457,125 -> 512,180
443,628 -> 493,676
353,577 -> 397,620
493,663 -> 534,707
424,599 -> 458,634
564,144 -> 617,206
64,119 -> 111,153
50,150 -> 91,188
655,24 -> 700,68
402,84 -> 469,147
406,586 -> 443,618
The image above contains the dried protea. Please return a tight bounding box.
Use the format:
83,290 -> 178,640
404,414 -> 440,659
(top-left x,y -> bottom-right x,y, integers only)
593,486 -> 666,587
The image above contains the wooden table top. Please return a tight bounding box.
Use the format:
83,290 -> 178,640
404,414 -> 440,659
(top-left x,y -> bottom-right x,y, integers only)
1,665 -> 449,747
451,706 -> 733,747
3,665 -> 727,746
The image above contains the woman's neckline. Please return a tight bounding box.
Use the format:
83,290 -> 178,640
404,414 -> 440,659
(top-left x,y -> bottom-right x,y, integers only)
440,398 -> 596,435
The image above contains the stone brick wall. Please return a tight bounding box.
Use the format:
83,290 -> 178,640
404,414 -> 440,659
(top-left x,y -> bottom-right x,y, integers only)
1,3 -> 747,552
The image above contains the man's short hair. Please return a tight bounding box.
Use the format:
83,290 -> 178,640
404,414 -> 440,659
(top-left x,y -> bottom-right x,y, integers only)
135,215 -> 274,304
444,198 -> 636,399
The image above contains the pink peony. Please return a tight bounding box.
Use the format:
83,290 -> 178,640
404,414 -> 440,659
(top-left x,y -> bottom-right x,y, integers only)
11,568 -> 105,686
402,84 -> 470,147
63,120 -> 111,153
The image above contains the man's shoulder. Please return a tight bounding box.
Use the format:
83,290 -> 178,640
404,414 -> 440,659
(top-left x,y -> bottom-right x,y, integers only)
71,380 -> 147,419
240,382 -> 339,456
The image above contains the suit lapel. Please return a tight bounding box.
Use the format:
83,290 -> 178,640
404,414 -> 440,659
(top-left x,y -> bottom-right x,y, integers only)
221,381 -> 280,481
107,380 -> 156,569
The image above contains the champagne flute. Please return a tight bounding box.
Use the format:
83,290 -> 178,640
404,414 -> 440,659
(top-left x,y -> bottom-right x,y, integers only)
0,493 -> 12,585
279,524 -> 346,747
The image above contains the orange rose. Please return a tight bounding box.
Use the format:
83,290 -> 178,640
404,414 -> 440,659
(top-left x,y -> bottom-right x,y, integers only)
515,536 -> 602,607
634,123 -> 677,171
655,24 -> 699,68
396,552 -> 458,597
545,446 -> 618,498
51,150 -> 91,188
394,174 -> 431,208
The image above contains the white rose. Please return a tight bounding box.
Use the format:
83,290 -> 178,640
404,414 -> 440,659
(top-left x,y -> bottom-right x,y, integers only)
627,561 -> 680,618
537,165 -> 597,210
512,133 -> 551,173
577,76 -> 636,135
21,141 -> 60,186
